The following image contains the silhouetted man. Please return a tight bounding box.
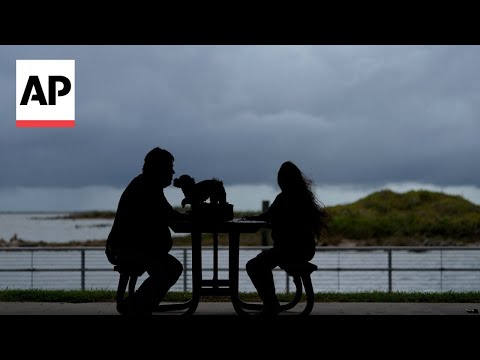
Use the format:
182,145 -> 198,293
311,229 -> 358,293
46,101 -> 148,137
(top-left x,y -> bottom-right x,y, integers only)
106,147 -> 189,315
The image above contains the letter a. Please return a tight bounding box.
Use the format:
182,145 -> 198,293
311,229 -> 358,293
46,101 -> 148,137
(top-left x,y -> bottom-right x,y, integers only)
20,76 -> 47,105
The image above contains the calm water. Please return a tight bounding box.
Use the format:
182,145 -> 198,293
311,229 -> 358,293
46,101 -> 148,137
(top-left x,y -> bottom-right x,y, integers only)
0,213 -> 189,243
0,213 -> 112,243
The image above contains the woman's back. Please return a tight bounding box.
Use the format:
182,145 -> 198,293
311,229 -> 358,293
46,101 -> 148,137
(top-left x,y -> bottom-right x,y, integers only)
269,191 -> 317,260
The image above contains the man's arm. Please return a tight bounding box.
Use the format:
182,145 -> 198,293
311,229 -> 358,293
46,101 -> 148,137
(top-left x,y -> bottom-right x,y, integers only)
170,208 -> 191,221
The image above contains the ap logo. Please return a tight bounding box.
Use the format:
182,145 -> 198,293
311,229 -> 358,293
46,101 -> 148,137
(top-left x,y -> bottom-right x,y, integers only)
16,60 -> 75,128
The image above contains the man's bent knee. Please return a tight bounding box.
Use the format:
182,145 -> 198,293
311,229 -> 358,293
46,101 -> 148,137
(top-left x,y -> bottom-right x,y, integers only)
246,258 -> 259,275
169,256 -> 183,280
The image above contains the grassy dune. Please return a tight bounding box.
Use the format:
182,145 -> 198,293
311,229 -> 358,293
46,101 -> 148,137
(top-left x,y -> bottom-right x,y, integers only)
327,190 -> 480,246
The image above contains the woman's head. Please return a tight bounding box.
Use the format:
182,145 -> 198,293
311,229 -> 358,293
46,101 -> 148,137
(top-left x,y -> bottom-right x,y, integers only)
277,161 -> 329,241
277,161 -> 307,192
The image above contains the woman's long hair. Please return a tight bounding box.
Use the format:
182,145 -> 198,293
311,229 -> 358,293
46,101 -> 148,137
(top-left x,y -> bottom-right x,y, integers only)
278,161 -> 329,242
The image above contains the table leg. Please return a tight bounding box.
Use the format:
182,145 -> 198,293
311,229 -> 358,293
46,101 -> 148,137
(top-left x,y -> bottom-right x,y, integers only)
183,231 -> 201,315
229,231 -> 253,316
213,232 -> 218,289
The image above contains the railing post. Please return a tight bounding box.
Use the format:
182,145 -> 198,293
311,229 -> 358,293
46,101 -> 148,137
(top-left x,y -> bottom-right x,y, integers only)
261,200 -> 269,247
337,250 -> 340,292
440,249 -> 443,292
30,250 -> 34,289
183,249 -> 188,292
388,249 -> 392,293
81,250 -> 85,291
286,272 -> 290,294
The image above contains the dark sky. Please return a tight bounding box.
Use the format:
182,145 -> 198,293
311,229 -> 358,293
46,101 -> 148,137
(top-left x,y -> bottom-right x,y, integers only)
2,45 -> 480,192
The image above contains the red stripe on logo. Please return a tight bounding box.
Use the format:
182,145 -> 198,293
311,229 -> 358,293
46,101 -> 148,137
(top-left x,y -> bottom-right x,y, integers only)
16,120 -> 75,128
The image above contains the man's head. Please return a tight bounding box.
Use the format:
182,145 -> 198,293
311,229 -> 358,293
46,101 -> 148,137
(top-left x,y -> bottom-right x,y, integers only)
143,147 -> 175,187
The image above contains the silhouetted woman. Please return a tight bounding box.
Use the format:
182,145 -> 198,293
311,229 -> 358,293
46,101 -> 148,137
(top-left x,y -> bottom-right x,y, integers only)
245,161 -> 328,316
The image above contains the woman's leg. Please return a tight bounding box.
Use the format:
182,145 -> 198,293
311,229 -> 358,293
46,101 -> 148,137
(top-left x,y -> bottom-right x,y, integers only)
246,248 -> 281,311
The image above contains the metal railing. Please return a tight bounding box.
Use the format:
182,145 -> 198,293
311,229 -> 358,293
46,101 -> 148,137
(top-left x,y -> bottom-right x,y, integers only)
1,246 -> 480,292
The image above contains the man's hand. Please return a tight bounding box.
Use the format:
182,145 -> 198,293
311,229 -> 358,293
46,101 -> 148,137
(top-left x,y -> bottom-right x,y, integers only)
172,209 -> 191,221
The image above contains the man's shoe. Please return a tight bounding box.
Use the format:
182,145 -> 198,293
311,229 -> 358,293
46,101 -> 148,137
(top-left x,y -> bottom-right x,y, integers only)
255,304 -> 281,317
116,294 -> 136,315
116,301 -> 129,315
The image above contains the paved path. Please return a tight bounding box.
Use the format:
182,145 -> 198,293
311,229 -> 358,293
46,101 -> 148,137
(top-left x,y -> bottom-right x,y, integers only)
0,302 -> 479,315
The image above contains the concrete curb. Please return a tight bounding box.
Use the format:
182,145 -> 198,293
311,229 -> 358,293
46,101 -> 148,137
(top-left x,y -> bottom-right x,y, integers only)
1,302 -> 479,315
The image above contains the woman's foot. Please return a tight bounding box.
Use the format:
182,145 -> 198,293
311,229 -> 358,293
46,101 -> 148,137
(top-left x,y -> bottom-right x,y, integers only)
255,301 -> 281,317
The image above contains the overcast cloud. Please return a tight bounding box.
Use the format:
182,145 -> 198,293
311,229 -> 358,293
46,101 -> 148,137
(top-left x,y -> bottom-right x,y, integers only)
1,45 -> 480,210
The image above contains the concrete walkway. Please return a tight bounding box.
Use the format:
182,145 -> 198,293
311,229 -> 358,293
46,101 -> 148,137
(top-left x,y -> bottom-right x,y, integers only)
0,302 -> 479,315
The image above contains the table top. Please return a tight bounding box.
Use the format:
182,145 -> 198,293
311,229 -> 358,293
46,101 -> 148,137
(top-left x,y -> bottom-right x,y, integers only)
170,219 -> 268,233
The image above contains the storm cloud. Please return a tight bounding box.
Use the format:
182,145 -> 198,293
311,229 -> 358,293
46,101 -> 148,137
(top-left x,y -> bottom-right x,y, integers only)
2,45 -> 480,193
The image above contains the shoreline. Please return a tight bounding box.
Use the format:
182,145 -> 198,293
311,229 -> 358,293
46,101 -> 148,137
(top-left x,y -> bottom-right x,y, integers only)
2,237 -> 480,248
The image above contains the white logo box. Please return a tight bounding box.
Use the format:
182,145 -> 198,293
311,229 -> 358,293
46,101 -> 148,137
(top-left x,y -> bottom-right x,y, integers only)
16,60 -> 75,128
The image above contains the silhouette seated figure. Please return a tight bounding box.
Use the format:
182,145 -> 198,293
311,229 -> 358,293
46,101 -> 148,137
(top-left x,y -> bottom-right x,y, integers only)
242,261 -> 318,316
244,161 -> 327,316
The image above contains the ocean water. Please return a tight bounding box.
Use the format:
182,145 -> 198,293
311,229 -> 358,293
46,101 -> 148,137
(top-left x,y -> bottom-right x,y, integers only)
0,213 -> 113,243
0,213 -> 190,244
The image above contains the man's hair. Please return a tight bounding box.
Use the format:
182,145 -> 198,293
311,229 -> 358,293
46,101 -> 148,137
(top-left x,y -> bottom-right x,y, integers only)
142,147 -> 174,175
